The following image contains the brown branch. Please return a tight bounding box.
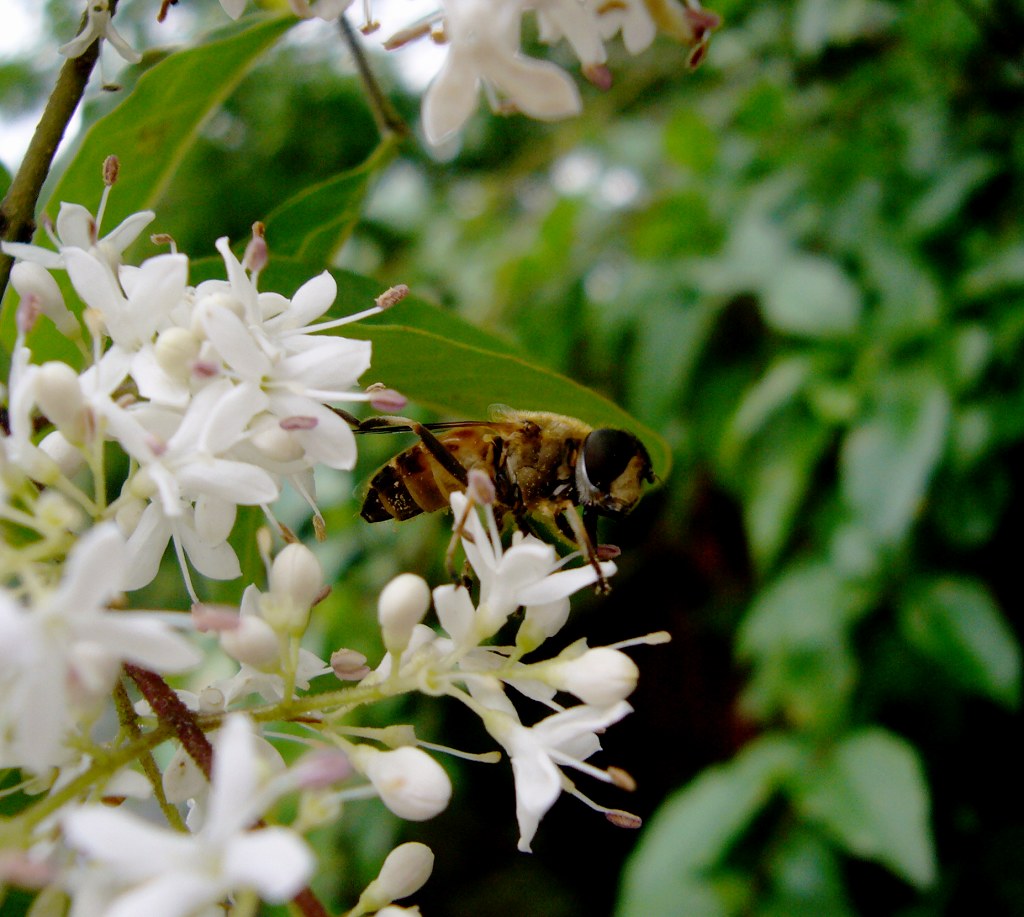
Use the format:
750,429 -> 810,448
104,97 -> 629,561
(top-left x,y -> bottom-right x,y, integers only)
0,0 -> 121,301
125,663 -> 213,779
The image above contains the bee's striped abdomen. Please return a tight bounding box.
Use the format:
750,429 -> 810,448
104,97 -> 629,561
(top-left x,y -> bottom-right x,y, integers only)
361,439 -> 477,523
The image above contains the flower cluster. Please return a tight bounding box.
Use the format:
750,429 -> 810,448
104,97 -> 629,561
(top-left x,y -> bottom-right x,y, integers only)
59,0 -> 718,147
2,163 -> 384,600
1,178 -> 664,914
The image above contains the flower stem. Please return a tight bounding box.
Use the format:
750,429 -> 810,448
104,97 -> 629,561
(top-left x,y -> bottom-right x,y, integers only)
113,677 -> 187,831
125,663 -> 213,780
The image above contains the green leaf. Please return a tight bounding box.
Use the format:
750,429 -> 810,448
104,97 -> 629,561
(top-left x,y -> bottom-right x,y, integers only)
737,562 -> 870,728
720,356 -> 814,469
616,734 -> 803,917
793,728 -> 937,889
353,323 -> 671,477
840,375 -> 950,545
738,562 -> 867,657
663,108 -> 719,175
741,412 -> 831,573
48,14 -> 295,228
900,576 -> 1022,707
261,139 -> 397,265
760,254 -> 862,339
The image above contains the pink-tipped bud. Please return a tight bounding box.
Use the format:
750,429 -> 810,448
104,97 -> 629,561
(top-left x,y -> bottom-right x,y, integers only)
331,648 -> 372,681
367,386 -> 407,413
293,749 -> 353,788
596,543 -> 621,561
191,603 -> 245,632
243,227 -> 269,274
467,468 -> 496,505
279,415 -> 318,431
584,64 -> 614,91
16,293 -> 40,334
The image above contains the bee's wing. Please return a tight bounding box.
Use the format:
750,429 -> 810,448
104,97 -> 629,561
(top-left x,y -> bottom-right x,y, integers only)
352,416 -> 517,435
488,403 -> 517,422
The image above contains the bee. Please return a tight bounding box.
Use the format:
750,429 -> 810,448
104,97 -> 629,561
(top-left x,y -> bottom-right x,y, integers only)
350,406 -> 656,591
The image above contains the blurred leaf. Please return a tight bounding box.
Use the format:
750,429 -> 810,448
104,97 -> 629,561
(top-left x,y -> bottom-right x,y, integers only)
793,727 -> 937,889
840,374 -> 950,545
261,139 -> 397,265
616,734 -> 804,917
763,829 -> 854,917
960,242 -> 1024,299
905,156 -> 996,237
792,0 -> 898,55
900,576 -> 1022,708
720,356 -> 814,468
861,241 -> 940,340
739,562 -> 868,656
663,108 -> 719,175
760,254 -> 862,339
738,561 -> 871,727
741,411 -> 831,573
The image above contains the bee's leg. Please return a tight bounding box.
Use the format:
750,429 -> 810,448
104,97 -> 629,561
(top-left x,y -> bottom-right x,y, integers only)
444,469 -> 495,588
356,414 -> 472,487
562,508 -> 612,594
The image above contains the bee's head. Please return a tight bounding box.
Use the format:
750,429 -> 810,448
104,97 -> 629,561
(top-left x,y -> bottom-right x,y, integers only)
575,428 -> 655,516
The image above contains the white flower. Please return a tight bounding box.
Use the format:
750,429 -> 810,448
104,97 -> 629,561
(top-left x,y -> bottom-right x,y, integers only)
481,700 -> 632,852
58,0 -> 142,63
196,239 -> 371,473
1,202 -> 154,272
0,525 -> 199,772
422,0 -> 581,146
62,715 -> 314,917
64,249 -> 186,352
531,0 -> 608,69
447,492 -> 615,644
347,745 -> 452,821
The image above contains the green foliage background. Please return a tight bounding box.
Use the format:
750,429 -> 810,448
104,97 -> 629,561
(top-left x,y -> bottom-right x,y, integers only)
3,0 -> 1024,912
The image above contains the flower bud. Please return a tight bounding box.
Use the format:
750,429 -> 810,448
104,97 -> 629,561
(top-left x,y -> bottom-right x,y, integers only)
10,261 -> 77,337
39,431 -> 85,478
348,745 -> 452,821
546,647 -> 639,706
154,327 -> 200,381
270,543 -> 324,612
220,615 -> 281,669
35,362 -> 88,443
359,842 -> 435,911
378,573 -> 432,658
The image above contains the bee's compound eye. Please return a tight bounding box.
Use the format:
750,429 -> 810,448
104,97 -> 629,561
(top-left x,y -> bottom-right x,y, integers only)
580,429 -> 641,492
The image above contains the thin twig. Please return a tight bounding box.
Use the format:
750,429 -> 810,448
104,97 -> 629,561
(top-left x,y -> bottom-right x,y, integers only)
125,663 -> 213,779
337,16 -> 409,140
